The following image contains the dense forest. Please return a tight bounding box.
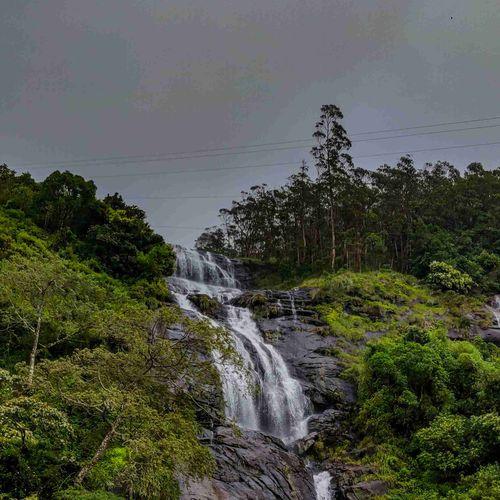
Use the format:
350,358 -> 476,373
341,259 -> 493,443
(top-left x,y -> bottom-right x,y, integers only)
0,166 -> 234,498
196,105 -> 500,293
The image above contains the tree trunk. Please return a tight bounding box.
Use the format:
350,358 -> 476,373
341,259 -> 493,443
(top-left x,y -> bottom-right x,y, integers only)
27,307 -> 42,386
330,205 -> 336,270
301,218 -> 307,264
75,416 -> 121,485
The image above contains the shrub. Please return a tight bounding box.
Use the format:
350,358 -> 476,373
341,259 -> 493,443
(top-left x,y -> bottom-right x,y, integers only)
413,413 -> 500,479
427,261 -> 473,293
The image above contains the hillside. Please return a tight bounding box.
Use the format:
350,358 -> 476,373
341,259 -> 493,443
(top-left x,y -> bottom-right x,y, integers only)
0,164 -> 498,499
0,177 -> 229,498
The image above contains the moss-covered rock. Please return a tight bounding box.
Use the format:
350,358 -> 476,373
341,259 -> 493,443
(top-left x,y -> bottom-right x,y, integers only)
231,291 -> 268,308
187,293 -> 222,316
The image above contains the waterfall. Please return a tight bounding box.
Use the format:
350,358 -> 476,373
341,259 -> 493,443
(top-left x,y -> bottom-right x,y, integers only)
289,291 -> 298,322
313,471 -> 332,500
169,247 -> 309,444
487,295 -> 500,328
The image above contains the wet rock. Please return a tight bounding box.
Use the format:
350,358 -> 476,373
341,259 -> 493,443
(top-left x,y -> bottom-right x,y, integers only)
447,326 -> 500,346
230,291 -> 269,309
479,328 -> 500,345
307,409 -> 354,444
226,287 -> 358,411
255,313 -> 356,411
181,426 -> 316,500
317,461 -> 388,499
342,480 -> 388,499
295,431 -> 318,455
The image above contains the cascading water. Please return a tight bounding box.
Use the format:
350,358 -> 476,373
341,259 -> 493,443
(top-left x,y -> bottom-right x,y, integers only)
289,291 -> 298,322
313,471 -> 332,500
169,247 -> 309,444
487,295 -> 500,328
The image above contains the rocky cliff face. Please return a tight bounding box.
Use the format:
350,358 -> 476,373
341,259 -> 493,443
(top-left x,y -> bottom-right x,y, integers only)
181,426 -> 316,500
176,258 -> 499,499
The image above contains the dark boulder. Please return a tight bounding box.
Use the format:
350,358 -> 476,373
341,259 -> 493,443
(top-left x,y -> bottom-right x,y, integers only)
342,480 -> 388,499
315,461 -> 388,499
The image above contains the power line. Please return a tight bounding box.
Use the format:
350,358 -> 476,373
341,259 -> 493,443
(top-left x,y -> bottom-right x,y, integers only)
152,225 -> 209,230
12,118 -> 500,170
127,195 -> 238,200
82,140 -> 500,179
354,124 -> 500,143
22,144 -> 311,170
353,141 -> 500,159
351,115 -> 500,135
86,161 -> 295,179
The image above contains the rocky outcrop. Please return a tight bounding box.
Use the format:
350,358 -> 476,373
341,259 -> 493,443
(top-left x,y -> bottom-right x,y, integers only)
177,266 -> 381,498
447,326 -> 500,346
242,289 -> 356,411
187,293 -> 223,317
181,426 -> 316,500
342,480 -> 388,500
313,462 -> 388,500
447,296 -> 500,346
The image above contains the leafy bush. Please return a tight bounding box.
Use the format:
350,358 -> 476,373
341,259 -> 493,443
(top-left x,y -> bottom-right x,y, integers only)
0,167 -> 175,282
413,413 -> 500,479
354,326 -> 499,497
427,261 -> 473,293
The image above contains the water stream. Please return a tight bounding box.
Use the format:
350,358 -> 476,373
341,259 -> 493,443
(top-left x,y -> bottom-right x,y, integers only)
487,295 -> 500,328
313,471 -> 332,500
169,247 -> 329,497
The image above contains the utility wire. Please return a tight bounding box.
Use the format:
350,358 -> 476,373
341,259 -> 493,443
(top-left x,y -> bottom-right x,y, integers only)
127,195 -> 238,200
82,140 -> 500,179
353,141 -> 500,159
151,225 -> 210,230
13,119 -> 500,170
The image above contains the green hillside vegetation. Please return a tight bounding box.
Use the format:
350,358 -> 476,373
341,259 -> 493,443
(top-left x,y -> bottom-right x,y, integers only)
0,170 -> 234,498
194,105 -> 499,498
304,270 -> 489,341
1,110 -> 498,500
304,271 -> 499,499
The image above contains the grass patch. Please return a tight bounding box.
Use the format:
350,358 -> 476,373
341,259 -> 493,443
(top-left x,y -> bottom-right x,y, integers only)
298,270 -> 485,342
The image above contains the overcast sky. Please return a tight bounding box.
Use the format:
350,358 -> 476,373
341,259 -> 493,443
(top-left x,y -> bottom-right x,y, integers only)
1,0 -> 499,247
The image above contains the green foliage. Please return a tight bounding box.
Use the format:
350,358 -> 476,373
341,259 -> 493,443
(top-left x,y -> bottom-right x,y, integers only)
413,413 -> 499,479
32,170 -> 102,238
87,447 -> 127,489
451,464 -> 500,499
196,106 -> 500,292
358,333 -> 454,438
82,195 -> 174,281
306,270 -> 448,340
353,328 -> 500,497
427,261 -> 473,293
187,293 -> 222,316
0,209 -> 228,499
55,488 -> 124,499
0,168 -> 175,283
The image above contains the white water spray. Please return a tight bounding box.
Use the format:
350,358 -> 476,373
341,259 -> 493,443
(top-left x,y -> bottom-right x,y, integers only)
313,471 -> 332,500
